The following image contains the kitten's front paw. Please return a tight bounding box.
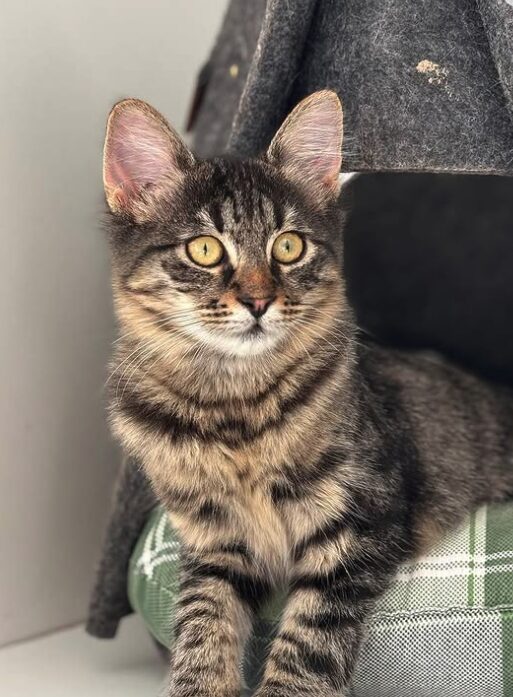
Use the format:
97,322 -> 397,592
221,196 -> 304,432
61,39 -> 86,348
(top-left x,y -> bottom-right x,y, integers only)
169,691 -> 236,697
254,688 -> 295,697
255,686 -> 338,697
168,683 -> 239,697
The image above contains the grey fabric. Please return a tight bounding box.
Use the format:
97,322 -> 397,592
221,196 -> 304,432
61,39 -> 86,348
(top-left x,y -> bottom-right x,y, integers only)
289,0 -> 513,174
197,0 -> 513,175
228,0 -> 318,157
192,0 -> 266,158
86,458 -> 156,638
478,0 -> 513,116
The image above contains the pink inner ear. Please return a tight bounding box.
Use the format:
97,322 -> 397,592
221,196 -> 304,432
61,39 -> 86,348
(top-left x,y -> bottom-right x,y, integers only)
287,111 -> 342,190
104,107 -> 176,203
269,92 -> 343,198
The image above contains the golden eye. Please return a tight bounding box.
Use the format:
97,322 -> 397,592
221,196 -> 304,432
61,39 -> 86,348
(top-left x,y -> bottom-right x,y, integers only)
186,236 -> 224,267
272,232 -> 305,264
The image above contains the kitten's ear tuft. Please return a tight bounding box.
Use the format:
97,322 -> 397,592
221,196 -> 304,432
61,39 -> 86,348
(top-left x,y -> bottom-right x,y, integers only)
103,98 -> 194,218
267,90 -> 343,204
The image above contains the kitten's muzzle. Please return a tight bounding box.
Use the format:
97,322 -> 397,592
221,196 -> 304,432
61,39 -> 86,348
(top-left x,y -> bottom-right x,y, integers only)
237,294 -> 275,319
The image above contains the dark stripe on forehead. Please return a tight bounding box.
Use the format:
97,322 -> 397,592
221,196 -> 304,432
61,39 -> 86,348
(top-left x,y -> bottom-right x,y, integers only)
229,187 -> 241,224
272,198 -> 285,230
208,199 -> 225,233
256,191 -> 266,223
238,165 -> 260,222
208,160 -> 285,232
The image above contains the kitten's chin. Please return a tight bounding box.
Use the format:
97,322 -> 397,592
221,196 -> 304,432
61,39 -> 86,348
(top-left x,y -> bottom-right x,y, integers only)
183,322 -> 282,358
212,330 -> 281,358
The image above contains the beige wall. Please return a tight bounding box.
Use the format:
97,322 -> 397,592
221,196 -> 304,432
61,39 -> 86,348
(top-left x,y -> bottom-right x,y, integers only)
0,0 -> 227,646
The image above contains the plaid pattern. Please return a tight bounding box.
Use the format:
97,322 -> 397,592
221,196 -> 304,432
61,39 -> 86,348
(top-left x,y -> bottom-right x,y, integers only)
128,503 -> 513,696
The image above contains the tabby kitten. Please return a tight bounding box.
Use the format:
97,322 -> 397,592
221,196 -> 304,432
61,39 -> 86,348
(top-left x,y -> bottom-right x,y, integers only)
103,91 -> 513,697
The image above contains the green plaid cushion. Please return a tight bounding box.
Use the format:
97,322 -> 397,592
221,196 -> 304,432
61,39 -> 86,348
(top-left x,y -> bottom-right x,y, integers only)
128,503 -> 513,696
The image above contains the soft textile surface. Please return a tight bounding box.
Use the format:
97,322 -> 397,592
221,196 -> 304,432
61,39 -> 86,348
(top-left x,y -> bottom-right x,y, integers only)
193,0 -> 513,175
86,458 -> 156,638
129,504 -> 513,697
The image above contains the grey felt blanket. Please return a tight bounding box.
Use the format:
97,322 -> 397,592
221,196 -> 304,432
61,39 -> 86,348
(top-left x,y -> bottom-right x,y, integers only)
194,0 -> 513,173
87,0 -> 513,640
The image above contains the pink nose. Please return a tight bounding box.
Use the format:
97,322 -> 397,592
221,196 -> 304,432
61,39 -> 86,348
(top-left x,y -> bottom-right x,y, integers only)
238,295 -> 275,319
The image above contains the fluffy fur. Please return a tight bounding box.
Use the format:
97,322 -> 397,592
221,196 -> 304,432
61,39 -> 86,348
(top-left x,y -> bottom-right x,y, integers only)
103,91 -> 513,697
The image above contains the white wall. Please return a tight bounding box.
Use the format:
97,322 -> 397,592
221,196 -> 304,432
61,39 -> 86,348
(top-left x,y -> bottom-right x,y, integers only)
0,0 -> 227,646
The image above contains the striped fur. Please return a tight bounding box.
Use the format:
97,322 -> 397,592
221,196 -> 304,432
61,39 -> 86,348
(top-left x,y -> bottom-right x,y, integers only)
103,93 -> 513,696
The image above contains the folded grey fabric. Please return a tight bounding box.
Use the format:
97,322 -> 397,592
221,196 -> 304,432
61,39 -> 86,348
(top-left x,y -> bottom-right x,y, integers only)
86,458 -> 155,638
195,0 -> 513,175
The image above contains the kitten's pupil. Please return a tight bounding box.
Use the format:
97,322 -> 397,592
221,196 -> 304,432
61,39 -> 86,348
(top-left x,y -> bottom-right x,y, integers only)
272,232 -> 304,263
187,236 -> 224,266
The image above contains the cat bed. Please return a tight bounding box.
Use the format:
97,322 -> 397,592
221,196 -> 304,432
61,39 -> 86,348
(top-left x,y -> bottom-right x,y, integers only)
129,503 -> 513,697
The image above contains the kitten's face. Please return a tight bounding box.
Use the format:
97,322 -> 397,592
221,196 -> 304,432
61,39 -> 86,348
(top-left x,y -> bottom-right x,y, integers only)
104,92 -> 345,359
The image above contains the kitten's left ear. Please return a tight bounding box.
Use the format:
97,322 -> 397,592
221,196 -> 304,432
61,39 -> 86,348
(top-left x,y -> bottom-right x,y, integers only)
103,98 -> 194,220
267,90 -> 343,204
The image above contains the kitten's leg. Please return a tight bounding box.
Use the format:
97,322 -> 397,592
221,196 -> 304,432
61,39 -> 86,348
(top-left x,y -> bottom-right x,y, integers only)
167,545 -> 271,697
255,534 -> 401,697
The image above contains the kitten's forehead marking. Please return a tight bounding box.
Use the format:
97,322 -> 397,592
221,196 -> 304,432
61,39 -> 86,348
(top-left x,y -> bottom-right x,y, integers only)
217,188 -> 278,232
199,207 -> 239,265
199,192 -> 287,267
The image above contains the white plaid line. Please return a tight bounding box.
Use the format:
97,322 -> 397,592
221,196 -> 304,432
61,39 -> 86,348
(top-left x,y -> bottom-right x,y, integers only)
416,550 -> 513,566
473,505 -> 487,606
395,562 -> 513,583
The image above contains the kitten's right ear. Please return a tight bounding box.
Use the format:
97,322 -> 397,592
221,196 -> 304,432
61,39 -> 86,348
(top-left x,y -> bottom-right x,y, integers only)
103,98 -> 194,219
